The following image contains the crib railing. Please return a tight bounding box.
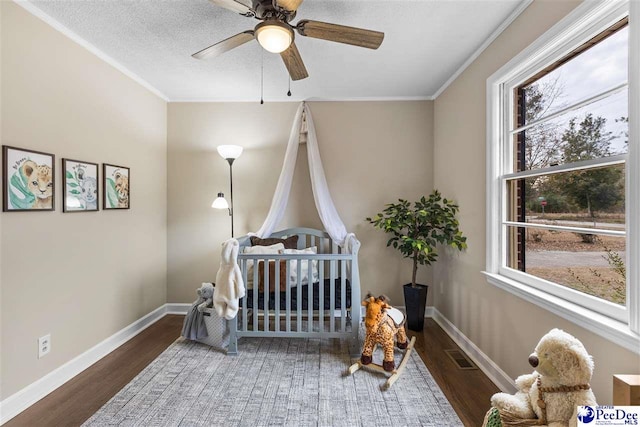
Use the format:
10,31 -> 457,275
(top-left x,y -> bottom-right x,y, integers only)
227,228 -> 361,355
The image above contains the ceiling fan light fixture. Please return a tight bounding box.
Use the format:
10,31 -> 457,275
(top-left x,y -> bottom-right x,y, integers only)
255,20 -> 293,53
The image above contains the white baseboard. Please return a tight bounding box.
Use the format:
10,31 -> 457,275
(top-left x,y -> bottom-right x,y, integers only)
166,303 -> 191,315
426,307 -> 517,393
0,304 -> 181,425
0,301 -> 514,424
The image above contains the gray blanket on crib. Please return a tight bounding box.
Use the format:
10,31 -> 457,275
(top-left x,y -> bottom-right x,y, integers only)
181,301 -> 208,340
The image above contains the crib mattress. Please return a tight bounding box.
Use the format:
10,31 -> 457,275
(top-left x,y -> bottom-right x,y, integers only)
243,278 -> 351,310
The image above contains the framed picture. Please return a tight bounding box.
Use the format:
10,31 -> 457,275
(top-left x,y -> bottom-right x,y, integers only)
2,145 -> 55,212
63,159 -> 99,212
103,163 -> 130,210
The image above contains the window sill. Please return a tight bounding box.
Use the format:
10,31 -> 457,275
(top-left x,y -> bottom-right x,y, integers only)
483,271 -> 640,355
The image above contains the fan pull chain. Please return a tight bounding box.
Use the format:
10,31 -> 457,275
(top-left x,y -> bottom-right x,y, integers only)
260,49 -> 264,105
287,76 -> 292,97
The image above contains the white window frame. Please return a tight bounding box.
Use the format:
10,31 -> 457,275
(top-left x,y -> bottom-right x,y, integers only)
485,0 -> 639,354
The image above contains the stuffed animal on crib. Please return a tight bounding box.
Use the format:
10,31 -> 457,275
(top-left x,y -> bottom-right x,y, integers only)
214,238 -> 245,320
196,282 -> 214,312
360,295 -> 409,372
482,328 -> 597,427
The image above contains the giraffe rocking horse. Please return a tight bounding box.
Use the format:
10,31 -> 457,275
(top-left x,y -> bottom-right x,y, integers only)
347,294 -> 416,390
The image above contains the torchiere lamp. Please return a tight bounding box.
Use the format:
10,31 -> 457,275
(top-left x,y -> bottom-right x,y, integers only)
212,145 -> 243,237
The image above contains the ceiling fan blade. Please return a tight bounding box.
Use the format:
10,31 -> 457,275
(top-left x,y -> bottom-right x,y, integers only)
297,20 -> 384,50
276,0 -> 303,12
208,0 -> 253,15
192,31 -> 254,60
280,42 -> 308,81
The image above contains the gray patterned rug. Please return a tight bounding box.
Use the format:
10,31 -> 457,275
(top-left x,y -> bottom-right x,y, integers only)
83,337 -> 463,427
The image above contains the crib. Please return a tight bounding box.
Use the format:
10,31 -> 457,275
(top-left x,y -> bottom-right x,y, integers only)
227,227 -> 361,356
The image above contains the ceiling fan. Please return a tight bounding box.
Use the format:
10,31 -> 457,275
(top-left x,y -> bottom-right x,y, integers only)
192,0 -> 384,81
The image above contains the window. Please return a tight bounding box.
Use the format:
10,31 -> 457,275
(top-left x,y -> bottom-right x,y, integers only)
486,1 -> 639,352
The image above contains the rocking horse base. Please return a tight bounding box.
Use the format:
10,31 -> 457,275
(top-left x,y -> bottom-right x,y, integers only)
347,336 -> 416,391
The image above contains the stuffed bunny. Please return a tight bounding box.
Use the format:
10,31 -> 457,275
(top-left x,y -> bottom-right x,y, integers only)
214,238 -> 245,320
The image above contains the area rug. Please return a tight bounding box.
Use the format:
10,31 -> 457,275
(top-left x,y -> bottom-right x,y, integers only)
83,337 -> 463,427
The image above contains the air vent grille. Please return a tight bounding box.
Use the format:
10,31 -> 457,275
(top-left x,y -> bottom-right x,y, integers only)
444,349 -> 477,370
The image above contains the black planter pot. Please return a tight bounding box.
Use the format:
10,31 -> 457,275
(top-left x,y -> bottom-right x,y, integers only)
403,283 -> 428,332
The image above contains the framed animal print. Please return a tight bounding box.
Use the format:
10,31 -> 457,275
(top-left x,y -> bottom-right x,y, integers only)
103,163 -> 130,210
63,159 -> 99,212
2,145 -> 55,212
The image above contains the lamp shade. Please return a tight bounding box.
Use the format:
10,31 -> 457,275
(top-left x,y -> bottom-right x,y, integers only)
212,192 -> 230,209
255,21 -> 293,53
217,145 -> 243,160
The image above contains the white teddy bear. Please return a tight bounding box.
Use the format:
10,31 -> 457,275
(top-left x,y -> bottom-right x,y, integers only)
486,328 -> 597,427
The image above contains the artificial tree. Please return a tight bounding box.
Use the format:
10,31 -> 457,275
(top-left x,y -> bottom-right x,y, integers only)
367,190 -> 467,330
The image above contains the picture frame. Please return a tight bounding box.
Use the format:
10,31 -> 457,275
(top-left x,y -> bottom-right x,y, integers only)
2,145 -> 55,212
103,163 -> 130,210
62,159 -> 99,212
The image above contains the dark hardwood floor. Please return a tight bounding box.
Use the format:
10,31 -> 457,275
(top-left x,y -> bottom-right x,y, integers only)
5,315 -> 185,427
412,319 -> 500,426
5,316 -> 498,427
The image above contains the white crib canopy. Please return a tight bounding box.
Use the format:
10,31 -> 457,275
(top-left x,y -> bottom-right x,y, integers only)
253,102 -> 358,251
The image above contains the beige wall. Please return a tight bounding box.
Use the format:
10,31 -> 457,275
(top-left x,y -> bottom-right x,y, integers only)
433,0 -> 640,404
168,101 -> 434,305
0,2 -> 167,399
4,0 -> 635,411
0,0 -> 4,404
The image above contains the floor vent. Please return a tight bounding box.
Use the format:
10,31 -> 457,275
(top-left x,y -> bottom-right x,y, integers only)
444,349 -> 477,370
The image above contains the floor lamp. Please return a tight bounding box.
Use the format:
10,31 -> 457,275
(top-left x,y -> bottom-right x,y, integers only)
212,145 -> 243,237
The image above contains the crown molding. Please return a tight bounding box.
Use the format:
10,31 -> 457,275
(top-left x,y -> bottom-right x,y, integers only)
170,95 -> 434,103
13,0 -> 170,102
432,0 -> 534,100
13,0 -> 531,104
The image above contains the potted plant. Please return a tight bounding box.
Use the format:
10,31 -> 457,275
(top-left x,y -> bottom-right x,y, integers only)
366,190 -> 467,331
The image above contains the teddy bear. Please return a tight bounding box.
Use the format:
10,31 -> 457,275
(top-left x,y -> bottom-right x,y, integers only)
181,282 -> 215,340
196,282 -> 214,312
483,328 -> 597,427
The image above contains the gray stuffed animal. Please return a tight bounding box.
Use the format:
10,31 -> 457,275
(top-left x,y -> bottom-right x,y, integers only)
196,282 -> 215,312
181,282 -> 215,340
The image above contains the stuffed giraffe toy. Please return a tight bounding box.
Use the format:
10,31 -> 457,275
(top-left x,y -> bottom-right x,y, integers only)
361,295 -> 409,372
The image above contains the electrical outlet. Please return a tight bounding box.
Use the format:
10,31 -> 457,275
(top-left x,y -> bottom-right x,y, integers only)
38,334 -> 51,358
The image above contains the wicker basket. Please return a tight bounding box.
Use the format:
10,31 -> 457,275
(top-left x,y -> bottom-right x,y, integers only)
196,307 -> 230,352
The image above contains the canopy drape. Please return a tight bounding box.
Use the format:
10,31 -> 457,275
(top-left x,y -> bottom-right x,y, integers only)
253,102 -> 358,251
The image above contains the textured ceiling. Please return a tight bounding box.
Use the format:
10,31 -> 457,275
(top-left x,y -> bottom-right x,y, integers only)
26,0 -> 527,101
